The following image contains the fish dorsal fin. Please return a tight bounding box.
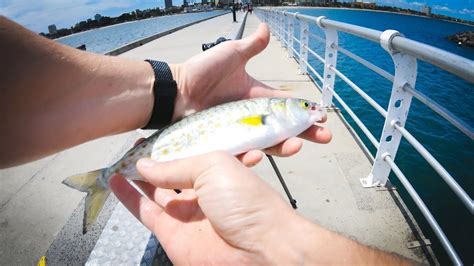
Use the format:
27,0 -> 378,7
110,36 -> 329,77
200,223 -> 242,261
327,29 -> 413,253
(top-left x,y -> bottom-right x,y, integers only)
238,114 -> 268,126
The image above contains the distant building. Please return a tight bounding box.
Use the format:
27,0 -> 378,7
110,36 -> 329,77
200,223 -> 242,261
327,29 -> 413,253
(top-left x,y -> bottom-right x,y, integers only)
94,14 -> 102,21
421,5 -> 431,16
183,0 -> 188,7
202,0 -> 208,4
165,0 -> 173,9
48,24 -> 57,34
351,1 -> 376,9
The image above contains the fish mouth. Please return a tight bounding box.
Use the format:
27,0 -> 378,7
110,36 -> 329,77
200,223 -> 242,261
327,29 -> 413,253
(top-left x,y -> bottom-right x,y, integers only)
309,102 -> 321,111
309,102 -> 326,122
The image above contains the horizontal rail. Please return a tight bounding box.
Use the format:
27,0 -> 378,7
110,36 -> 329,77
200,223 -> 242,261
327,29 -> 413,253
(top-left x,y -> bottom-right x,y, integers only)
330,88 -> 380,147
309,32 -> 325,43
303,58 -> 324,83
291,46 -> 301,58
293,12 -> 381,41
306,46 -> 325,64
292,35 -> 301,45
277,10 -> 474,84
403,85 -> 474,140
384,155 -> 462,265
330,66 -> 388,117
393,122 -> 474,212
336,45 -> 394,82
392,37 -> 474,83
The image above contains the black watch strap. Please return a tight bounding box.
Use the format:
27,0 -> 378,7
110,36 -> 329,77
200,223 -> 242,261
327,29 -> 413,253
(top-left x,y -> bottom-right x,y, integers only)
142,60 -> 177,129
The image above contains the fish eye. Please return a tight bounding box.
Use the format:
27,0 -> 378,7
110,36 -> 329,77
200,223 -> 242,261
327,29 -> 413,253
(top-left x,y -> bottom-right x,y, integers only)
300,100 -> 310,109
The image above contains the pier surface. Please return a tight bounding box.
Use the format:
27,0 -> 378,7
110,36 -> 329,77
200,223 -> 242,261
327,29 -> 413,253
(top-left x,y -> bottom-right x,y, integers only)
0,12 -> 432,264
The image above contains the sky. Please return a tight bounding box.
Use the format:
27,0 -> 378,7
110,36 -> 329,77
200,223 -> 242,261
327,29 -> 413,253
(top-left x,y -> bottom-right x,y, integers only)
0,0 -> 473,33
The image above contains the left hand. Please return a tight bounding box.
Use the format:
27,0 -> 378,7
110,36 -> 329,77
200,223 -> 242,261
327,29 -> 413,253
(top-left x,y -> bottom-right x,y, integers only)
169,23 -> 331,164
170,23 -> 284,120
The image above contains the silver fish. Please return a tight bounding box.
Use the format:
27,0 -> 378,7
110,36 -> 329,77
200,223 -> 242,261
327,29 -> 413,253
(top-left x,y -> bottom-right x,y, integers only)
63,97 -> 325,233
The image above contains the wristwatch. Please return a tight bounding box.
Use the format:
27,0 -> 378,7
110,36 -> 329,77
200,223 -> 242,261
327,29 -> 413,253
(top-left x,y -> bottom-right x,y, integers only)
142,59 -> 178,129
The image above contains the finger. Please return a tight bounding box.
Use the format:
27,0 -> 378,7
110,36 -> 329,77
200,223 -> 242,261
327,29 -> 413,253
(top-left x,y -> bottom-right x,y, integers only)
133,180 -> 178,208
246,78 -> 292,99
298,125 -> 332,144
237,150 -> 264,167
109,174 -> 163,231
264,137 -> 303,157
136,152 -> 229,189
237,23 -> 270,60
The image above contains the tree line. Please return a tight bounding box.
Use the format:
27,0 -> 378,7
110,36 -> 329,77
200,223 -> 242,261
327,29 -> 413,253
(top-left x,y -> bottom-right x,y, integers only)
40,6 -> 184,39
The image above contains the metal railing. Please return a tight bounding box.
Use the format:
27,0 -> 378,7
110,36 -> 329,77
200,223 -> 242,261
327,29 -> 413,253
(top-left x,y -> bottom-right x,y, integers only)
256,8 -> 474,265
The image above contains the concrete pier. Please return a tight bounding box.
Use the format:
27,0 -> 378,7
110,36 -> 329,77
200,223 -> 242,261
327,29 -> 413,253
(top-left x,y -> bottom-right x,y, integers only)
0,12 -> 433,264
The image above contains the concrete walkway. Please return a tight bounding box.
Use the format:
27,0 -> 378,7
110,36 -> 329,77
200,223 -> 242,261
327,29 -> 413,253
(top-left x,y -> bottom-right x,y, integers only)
0,12 -> 432,264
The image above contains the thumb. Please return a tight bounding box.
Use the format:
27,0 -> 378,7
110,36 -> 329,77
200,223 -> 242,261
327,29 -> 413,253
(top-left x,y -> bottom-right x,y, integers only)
237,23 -> 270,60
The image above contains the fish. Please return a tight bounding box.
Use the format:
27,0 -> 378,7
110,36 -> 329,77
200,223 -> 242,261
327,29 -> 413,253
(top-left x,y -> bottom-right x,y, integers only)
63,97 -> 325,233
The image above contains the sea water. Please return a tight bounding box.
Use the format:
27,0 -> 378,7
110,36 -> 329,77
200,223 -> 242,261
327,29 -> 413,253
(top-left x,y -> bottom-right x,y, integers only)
57,11 -> 225,54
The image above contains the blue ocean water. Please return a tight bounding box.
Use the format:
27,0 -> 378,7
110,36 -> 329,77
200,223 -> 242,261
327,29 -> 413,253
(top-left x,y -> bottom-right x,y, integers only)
57,11 -> 225,54
288,8 -> 473,264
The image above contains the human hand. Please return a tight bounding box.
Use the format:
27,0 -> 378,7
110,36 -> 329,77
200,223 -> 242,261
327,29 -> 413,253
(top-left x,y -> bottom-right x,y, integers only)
169,23 -> 331,163
170,23 -> 285,118
110,151 -> 312,264
111,151 -> 412,265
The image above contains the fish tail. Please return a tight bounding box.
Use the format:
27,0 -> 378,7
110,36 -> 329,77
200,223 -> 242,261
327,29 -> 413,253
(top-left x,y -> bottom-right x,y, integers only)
62,169 -> 110,234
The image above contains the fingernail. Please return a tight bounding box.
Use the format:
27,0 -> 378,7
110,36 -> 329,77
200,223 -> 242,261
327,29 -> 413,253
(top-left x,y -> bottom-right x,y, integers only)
138,158 -> 155,168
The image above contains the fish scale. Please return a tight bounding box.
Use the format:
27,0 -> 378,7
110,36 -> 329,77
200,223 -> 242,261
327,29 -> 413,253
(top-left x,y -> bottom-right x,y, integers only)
62,97 -> 325,233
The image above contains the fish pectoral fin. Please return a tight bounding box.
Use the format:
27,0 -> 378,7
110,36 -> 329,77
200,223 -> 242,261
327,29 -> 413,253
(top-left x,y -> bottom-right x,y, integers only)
238,114 -> 268,126
62,169 -> 110,234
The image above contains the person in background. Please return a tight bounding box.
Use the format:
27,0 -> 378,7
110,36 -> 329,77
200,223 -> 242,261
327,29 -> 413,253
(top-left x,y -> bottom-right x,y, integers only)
0,16 -> 410,265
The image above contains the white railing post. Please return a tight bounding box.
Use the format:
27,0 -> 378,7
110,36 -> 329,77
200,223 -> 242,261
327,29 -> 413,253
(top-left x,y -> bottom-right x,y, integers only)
268,11 -> 274,35
298,19 -> 308,75
280,12 -> 287,48
361,30 -> 417,188
318,16 -> 338,107
287,14 -> 294,58
274,12 -> 280,41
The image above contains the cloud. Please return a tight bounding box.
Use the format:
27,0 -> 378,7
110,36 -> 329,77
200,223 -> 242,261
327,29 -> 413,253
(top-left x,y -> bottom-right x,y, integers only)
432,5 -> 454,12
0,0 -> 139,32
459,8 -> 474,15
374,0 -> 427,9
410,1 -> 424,7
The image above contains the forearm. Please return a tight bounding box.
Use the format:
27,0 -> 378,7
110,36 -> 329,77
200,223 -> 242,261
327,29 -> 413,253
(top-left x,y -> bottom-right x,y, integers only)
269,214 -> 411,265
0,17 -> 155,168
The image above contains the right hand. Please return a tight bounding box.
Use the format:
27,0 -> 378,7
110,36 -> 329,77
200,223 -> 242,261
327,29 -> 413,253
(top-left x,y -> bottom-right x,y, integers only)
109,151 -> 308,264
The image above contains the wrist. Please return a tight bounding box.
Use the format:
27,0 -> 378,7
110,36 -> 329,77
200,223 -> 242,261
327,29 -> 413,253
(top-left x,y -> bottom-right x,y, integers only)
261,212 -> 349,265
259,211 -> 317,264
169,63 -> 185,121
101,58 -> 155,132
142,60 -> 179,129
